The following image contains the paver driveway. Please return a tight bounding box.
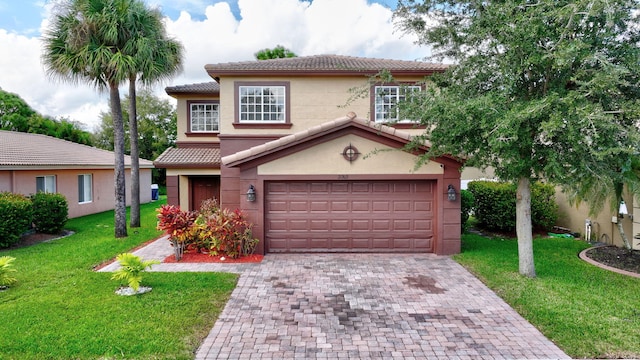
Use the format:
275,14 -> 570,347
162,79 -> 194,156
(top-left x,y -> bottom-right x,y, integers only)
193,254 -> 569,359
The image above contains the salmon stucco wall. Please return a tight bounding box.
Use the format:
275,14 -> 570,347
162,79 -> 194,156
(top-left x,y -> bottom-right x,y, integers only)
0,168 -> 152,218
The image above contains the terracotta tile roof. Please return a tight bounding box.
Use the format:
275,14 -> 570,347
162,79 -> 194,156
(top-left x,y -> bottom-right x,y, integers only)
205,54 -> 449,77
165,81 -> 220,95
0,130 -> 153,169
222,112 -> 431,167
154,147 -> 221,169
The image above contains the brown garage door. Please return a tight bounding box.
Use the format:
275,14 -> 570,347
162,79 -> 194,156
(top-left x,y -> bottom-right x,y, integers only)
265,181 -> 435,253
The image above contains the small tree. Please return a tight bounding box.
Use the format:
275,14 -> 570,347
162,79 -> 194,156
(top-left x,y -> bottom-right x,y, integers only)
0,256 -> 18,288
111,253 -> 159,292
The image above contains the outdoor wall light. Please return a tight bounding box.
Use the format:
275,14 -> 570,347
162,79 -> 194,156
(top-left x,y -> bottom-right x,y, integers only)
619,200 -> 628,216
447,184 -> 457,201
246,185 -> 256,202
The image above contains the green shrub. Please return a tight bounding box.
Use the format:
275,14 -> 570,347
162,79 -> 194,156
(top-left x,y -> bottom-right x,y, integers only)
460,189 -> 475,233
31,192 -> 68,234
531,182 -> 559,231
0,192 -> 33,248
468,180 -> 558,233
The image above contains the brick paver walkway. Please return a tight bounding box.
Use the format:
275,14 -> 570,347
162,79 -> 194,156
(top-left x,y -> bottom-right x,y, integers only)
100,238 -> 570,359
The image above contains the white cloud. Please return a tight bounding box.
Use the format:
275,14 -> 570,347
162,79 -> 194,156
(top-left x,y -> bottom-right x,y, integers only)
0,0 -> 432,132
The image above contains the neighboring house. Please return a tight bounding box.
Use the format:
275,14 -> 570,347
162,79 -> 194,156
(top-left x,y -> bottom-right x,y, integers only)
0,130 -> 154,218
155,55 -> 463,255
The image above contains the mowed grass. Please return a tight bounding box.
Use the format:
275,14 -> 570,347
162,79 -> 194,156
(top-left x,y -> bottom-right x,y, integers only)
0,198 -> 238,360
454,233 -> 640,359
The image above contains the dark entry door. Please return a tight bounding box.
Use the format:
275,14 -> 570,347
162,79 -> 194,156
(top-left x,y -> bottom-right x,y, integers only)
190,176 -> 220,211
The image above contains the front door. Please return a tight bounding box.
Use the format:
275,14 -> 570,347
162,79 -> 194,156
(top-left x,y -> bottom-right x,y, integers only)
190,176 -> 220,211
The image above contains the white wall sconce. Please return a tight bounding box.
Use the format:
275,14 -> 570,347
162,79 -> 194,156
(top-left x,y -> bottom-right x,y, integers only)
447,184 -> 457,201
246,185 -> 256,202
619,200 -> 628,216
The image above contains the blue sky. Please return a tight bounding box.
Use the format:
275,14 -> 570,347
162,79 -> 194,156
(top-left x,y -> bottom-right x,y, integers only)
0,0 -> 398,35
0,0 -> 428,131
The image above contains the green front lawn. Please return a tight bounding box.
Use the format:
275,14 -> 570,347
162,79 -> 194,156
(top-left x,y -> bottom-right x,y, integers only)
454,234 -> 640,359
0,198 -> 238,360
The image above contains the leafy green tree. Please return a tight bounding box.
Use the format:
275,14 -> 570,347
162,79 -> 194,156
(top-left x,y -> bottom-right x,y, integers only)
123,1 -> 183,228
0,90 -> 92,145
394,0 -> 640,277
94,89 -> 177,185
254,45 -> 297,60
42,0 -> 143,238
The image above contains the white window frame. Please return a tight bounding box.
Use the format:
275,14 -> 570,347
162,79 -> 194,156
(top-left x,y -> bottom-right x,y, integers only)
374,85 -> 421,123
189,102 -> 219,132
78,174 -> 93,204
36,175 -> 56,193
238,85 -> 286,123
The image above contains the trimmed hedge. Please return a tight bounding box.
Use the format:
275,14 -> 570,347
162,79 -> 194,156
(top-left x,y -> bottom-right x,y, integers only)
468,180 -> 558,233
31,192 -> 68,234
0,192 -> 33,248
460,189 -> 475,233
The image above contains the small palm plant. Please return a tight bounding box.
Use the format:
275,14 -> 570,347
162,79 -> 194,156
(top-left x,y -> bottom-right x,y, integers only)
0,256 -> 17,288
111,253 -> 160,292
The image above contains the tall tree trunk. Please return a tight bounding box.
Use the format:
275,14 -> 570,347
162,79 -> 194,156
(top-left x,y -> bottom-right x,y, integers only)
110,83 -> 128,238
516,177 -> 536,278
128,76 -> 140,228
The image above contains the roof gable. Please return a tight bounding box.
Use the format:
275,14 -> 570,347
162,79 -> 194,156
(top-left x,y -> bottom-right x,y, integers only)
222,112 -> 436,167
0,130 -> 153,169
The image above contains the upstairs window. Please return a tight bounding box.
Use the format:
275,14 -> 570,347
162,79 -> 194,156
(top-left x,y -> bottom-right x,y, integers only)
189,101 -> 219,132
78,174 -> 93,203
238,84 -> 287,123
36,175 -> 56,193
374,85 -> 421,123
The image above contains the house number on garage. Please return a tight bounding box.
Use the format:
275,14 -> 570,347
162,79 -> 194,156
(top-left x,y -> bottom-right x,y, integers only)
341,144 -> 360,163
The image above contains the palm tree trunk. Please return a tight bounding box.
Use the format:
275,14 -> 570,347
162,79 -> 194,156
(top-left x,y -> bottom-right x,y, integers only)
516,177 -> 536,278
616,220 -> 632,250
128,76 -> 140,228
110,83 -> 128,238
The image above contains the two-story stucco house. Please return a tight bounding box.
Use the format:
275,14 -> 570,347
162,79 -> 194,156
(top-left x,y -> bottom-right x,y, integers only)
154,55 -> 463,256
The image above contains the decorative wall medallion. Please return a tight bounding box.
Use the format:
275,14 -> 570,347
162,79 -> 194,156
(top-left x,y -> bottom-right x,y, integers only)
341,144 -> 360,162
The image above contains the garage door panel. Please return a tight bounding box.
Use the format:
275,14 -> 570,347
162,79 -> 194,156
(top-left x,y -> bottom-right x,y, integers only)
393,219 -> 411,230
331,201 -> 349,211
266,181 -> 435,253
330,219 -> 349,230
310,201 -> 330,212
352,182 -> 370,192
393,201 -> 411,212
372,201 -> 390,212
414,201 -> 432,212
352,220 -> 371,231
352,201 -> 370,212
290,220 -> 310,231
289,201 -> 309,212
310,219 -> 330,230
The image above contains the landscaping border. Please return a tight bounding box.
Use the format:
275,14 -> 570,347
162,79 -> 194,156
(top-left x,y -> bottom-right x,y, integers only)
579,246 -> 640,279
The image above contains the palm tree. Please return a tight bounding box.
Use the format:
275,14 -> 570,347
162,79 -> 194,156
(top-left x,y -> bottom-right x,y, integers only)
122,2 -> 183,227
42,0 -> 138,238
568,155 -> 640,250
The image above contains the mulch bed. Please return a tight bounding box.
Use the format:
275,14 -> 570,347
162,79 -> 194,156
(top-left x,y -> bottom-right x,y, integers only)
164,252 -> 263,263
584,246 -> 640,275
